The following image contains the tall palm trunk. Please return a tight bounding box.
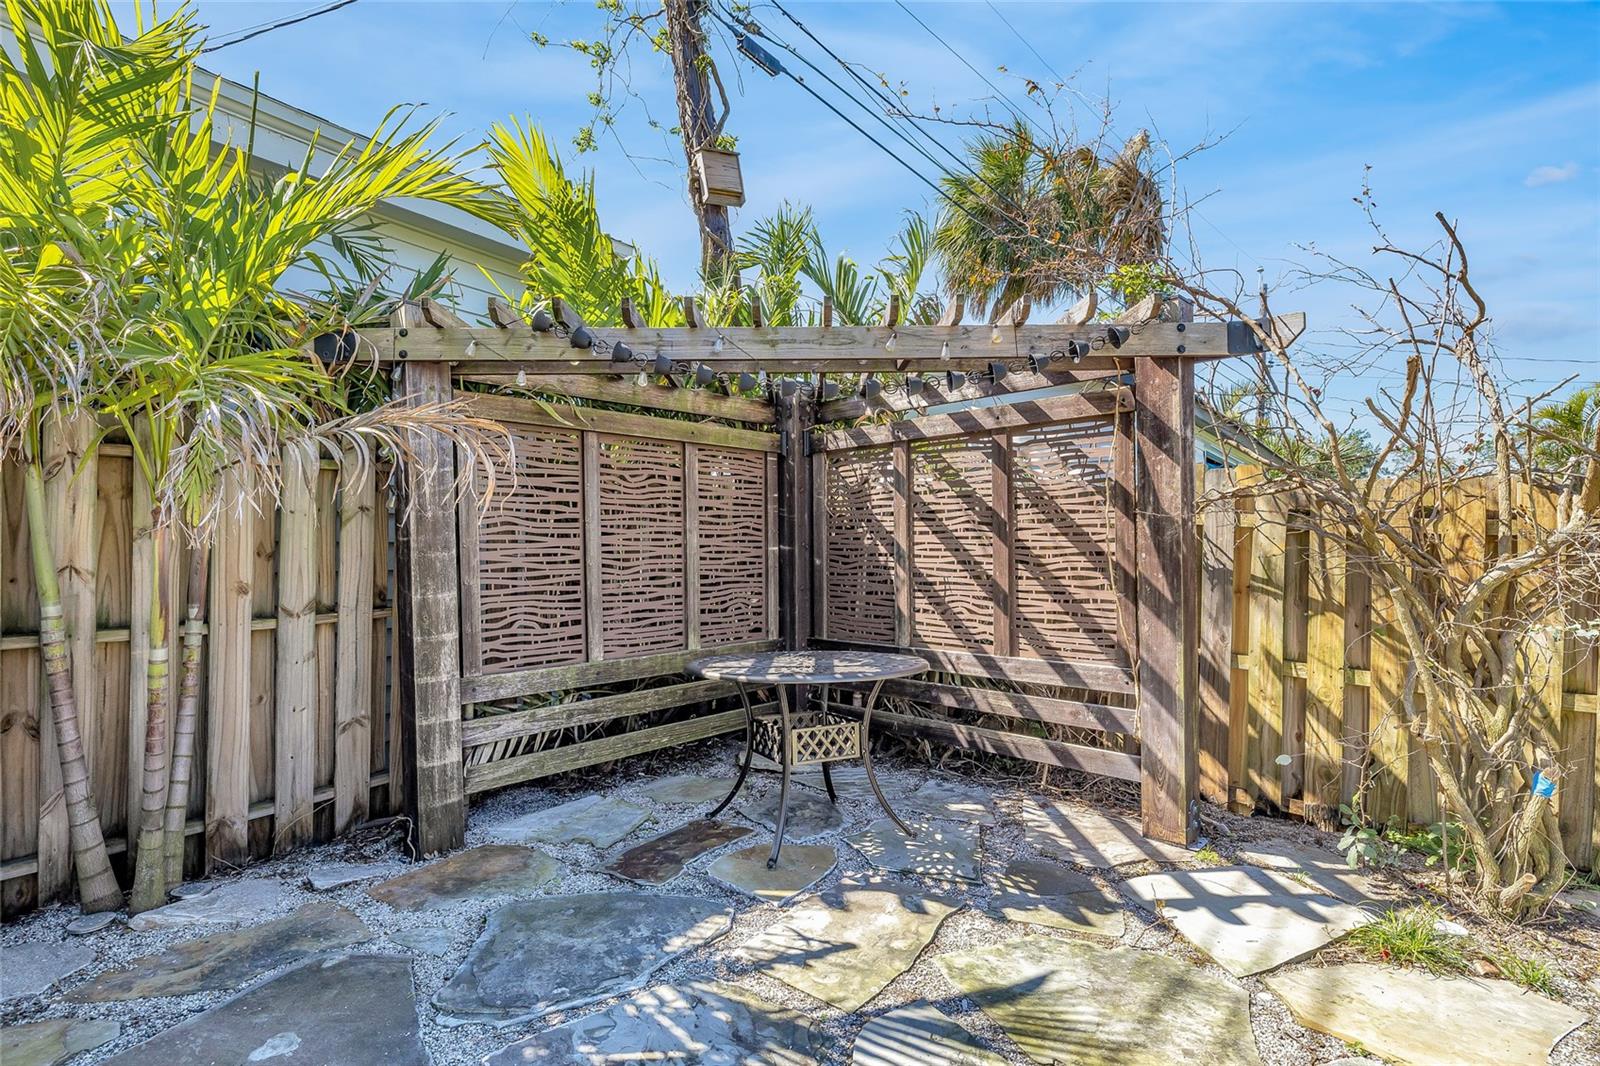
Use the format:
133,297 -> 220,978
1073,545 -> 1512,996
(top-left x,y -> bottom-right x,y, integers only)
162,546 -> 209,886
23,460 -> 122,913
128,524 -> 173,913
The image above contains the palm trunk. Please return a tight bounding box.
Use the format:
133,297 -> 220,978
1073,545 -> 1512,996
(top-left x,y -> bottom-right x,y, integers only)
161,545 -> 209,886
128,524 -> 173,913
23,462 -> 122,913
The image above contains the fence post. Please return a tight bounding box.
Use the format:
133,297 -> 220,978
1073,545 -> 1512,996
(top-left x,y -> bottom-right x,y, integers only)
392,304 -> 465,856
1135,300 -> 1198,846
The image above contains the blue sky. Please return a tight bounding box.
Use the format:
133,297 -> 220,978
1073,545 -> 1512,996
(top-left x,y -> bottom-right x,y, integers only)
126,1 -> 1598,416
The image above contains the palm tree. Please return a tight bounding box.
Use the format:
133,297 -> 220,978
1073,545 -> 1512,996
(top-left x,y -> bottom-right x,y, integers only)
0,0 -> 202,912
1526,384 -> 1599,474
933,123 -> 1165,319
485,119 -> 682,327
103,48 -> 504,912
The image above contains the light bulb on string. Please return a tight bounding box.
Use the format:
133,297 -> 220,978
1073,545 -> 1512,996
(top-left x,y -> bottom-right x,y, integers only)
515,369 -> 527,387
990,324 -> 1003,345
939,341 -> 950,360
884,331 -> 897,352
712,336 -> 724,354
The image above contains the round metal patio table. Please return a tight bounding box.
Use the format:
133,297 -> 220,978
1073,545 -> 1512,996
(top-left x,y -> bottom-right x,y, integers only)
690,649 -> 927,868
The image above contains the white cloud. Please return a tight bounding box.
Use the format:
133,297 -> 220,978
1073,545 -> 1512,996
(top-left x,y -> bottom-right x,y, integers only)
1524,162 -> 1581,187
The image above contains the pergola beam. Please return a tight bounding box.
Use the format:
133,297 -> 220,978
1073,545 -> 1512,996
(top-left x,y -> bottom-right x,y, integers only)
358,316 -> 1304,374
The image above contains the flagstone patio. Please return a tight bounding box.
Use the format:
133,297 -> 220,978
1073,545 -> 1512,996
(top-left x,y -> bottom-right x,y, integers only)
2,747 -> 1596,1066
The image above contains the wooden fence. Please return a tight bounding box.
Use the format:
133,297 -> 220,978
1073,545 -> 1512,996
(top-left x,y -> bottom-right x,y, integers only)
1196,467 -> 1599,870
0,425 -> 399,916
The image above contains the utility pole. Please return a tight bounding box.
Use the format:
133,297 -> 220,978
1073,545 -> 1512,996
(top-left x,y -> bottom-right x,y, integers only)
663,0 -> 734,277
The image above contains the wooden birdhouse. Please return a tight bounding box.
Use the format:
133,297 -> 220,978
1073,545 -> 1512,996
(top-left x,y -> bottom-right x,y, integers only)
693,147 -> 745,208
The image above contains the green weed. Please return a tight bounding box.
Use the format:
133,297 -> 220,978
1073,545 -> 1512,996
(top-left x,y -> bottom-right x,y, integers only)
1346,905 -> 1469,974
1491,952 -> 1559,997
1191,846 -> 1224,866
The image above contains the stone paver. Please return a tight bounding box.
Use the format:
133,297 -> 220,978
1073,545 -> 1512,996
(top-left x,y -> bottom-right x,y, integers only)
366,845 -> 561,911
433,892 -> 733,1025
0,942 -> 95,1002
104,955 -> 427,1066
897,779 -> 995,826
304,862 -> 396,891
1559,885 -> 1600,921
847,818 -> 981,882
606,820 -> 754,885
741,790 -> 844,838
72,902 -> 373,1001
852,1003 -> 1009,1066
484,981 -> 819,1065
65,911 -> 118,936
636,774 -> 735,806
1266,963 -> 1587,1066
1120,866 -> 1371,977
1,1018 -> 120,1066
736,881 -> 958,1011
936,935 -> 1261,1066
1018,799 -> 1191,868
1235,841 -> 1382,905
986,859 -> 1125,937
709,843 -> 836,903
125,878 -> 287,932
482,794 -> 651,848
388,926 -> 453,957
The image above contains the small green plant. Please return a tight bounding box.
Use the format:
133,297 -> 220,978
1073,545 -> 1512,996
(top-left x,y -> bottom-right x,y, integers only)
1386,820 -> 1474,869
1191,846 -> 1224,866
1337,802 -> 1404,869
1490,952 -> 1558,997
1346,905 -> 1469,974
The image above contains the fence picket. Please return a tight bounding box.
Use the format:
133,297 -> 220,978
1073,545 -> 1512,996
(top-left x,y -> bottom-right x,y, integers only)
273,442 -> 318,850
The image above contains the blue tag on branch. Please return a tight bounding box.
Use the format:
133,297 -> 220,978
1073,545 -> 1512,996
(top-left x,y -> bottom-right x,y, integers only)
1531,770 -> 1556,798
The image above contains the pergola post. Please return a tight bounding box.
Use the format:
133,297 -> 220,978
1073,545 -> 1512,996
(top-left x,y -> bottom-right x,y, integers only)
1135,300 -> 1200,846
776,391 -> 813,650
392,305 -> 465,856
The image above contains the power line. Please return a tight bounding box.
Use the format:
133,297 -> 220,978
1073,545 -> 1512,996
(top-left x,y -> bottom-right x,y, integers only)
984,1 -> 1065,86
893,0 -> 1033,125
201,0 -> 360,53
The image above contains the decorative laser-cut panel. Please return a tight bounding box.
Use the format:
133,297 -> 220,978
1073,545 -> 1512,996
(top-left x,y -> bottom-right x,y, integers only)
696,447 -> 769,645
1012,418 -> 1123,664
911,438 -> 995,649
599,434 -> 685,657
824,447 -> 897,643
475,425 -> 586,671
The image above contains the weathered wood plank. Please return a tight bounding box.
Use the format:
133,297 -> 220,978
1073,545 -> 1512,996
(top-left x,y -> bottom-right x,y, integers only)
1134,336 -> 1199,845
273,442 -> 318,851
1303,527 -> 1346,829
892,441 -> 913,647
865,678 -> 1137,735
373,319 -> 1294,370
461,373 -> 777,424
817,366 -> 1125,422
459,639 -> 781,704
461,680 -> 740,748
393,333 -> 465,856
464,709 -> 745,794
1244,488 -> 1287,813
990,432 -> 1016,657
813,638 -> 1136,694
1197,466 -> 1236,806
815,389 -> 1129,452
871,710 -> 1141,782
684,443 -> 701,651
206,466 -> 253,871
333,455 -> 376,834
461,393 -> 779,453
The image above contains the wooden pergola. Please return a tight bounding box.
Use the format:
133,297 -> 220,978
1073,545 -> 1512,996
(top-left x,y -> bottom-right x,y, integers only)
360,296 -> 1304,856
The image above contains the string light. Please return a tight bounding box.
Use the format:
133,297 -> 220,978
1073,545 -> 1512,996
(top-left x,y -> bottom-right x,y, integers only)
711,336 -> 725,354
464,339 -> 477,359
939,340 -> 950,360
884,331 -> 897,352
516,369 -> 527,387
990,324 -> 1003,345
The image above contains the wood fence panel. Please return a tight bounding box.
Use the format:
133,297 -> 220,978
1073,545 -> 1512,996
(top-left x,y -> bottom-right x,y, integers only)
1197,467 -> 1235,806
206,469 -> 254,871
273,443 -> 318,851
1244,490 -> 1287,812
1304,529 -> 1345,829
335,458 -> 376,833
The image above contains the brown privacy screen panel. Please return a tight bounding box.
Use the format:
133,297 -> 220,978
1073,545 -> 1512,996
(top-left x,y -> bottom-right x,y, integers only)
696,447 -> 768,646
467,417 -> 773,675
911,438 -> 995,649
823,446 -> 897,642
598,435 -> 686,657
476,425 -> 587,670
820,415 -> 1126,665
1012,419 -> 1123,664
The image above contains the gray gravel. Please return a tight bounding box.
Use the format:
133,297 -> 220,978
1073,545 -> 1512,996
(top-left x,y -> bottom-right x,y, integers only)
3,741 -> 1597,1065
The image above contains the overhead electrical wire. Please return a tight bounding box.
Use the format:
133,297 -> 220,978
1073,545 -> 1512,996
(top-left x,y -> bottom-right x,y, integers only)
892,0 -> 1034,125
201,0 -> 360,53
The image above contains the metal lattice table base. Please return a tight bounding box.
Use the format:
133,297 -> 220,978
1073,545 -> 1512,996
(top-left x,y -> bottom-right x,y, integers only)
708,679 -> 912,868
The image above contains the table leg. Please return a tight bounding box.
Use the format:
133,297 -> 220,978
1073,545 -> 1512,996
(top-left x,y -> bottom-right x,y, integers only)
768,684 -> 793,869
818,683 -> 838,802
708,681 -> 757,819
860,679 -> 916,837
